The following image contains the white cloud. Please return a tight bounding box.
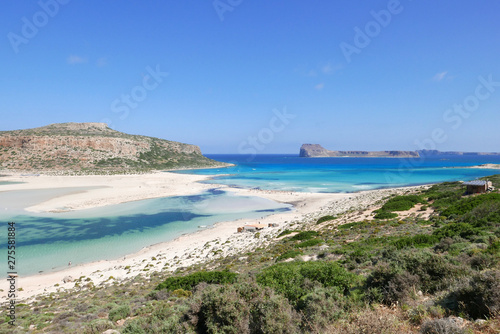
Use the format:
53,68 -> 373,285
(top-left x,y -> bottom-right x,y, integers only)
315,83 -> 325,91
322,62 -> 343,75
307,69 -> 317,77
67,55 -> 87,64
322,63 -> 333,74
96,57 -> 107,67
433,71 -> 448,82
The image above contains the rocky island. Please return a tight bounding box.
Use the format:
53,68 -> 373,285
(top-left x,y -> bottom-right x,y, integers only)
0,122 -> 226,174
299,144 -> 420,158
300,144 -> 500,158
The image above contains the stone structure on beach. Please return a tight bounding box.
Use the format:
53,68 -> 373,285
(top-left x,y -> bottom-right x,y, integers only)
0,122 -> 225,173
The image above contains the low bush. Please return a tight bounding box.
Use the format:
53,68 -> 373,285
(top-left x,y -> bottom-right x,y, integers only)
380,195 -> 424,212
420,318 -> 467,334
374,211 -> 398,220
277,230 -> 296,237
338,221 -> 364,230
401,250 -> 465,293
276,250 -> 302,261
155,271 -> 238,292
256,261 -> 357,306
366,263 -> 420,304
392,234 -> 440,250
289,231 -> 319,241
122,303 -> 190,334
433,223 -> 479,241
443,269 -> 500,319
316,215 -> 336,224
486,240 -> 500,255
190,282 -> 299,334
295,238 -> 323,248
108,304 -> 130,322
299,286 -> 353,331
441,193 -> 500,217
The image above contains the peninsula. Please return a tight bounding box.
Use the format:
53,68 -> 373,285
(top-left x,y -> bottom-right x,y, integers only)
0,122 -> 227,174
299,144 -> 419,158
300,144 -> 500,158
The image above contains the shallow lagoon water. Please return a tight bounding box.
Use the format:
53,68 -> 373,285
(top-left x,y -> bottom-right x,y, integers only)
0,188 -> 290,275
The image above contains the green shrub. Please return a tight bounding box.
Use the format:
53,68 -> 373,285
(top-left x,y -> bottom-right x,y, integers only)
316,215 -> 336,224
338,221 -> 364,229
401,250 -> 465,293
256,261 -> 357,306
109,304 -> 130,322
374,211 -> 398,220
441,193 -> 500,217
295,238 -> 323,248
428,191 -> 463,210
277,230 -> 295,237
83,319 -> 116,333
392,234 -> 439,249
433,223 -> 479,241
290,231 -> 319,241
172,289 -> 192,298
299,286 -> 353,331
276,250 -> 302,261
122,303 -> 190,334
380,195 -> 424,212
443,269 -> 500,319
155,271 -> 238,292
366,263 -> 420,304
191,282 -> 299,334
486,240 -> 500,255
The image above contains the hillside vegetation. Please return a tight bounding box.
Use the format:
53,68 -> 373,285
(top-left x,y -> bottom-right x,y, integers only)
0,123 -> 225,174
1,177 -> 499,333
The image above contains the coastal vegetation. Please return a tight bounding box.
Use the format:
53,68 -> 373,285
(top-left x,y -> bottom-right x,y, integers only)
1,177 -> 499,333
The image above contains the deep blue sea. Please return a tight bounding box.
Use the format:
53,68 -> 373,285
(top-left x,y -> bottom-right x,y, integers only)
175,154 -> 500,193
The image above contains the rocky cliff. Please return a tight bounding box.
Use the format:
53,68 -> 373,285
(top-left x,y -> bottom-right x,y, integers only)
299,144 -> 420,158
0,123 -> 225,173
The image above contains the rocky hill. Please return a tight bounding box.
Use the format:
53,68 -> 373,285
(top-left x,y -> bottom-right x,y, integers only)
0,123 -> 226,173
300,144 -> 420,158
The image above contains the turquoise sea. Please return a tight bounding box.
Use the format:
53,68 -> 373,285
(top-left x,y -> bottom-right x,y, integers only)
177,154 -> 500,193
1,154 -> 500,276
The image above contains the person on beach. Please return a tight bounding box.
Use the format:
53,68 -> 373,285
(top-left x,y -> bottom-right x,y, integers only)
68,261 -> 71,266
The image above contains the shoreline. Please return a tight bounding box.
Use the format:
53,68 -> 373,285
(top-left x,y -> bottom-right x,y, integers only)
465,163 -> 500,170
0,172 -> 429,303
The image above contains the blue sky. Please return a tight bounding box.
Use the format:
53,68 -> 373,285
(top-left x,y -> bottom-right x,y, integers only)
1,1 -> 499,154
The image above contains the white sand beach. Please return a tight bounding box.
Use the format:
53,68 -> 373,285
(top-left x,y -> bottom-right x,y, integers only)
0,172 -> 426,303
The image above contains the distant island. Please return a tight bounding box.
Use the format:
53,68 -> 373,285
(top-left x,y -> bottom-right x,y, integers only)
0,122 -> 227,174
300,144 -> 500,158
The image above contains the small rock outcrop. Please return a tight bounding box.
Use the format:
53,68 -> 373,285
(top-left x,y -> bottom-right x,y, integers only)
63,276 -> 74,283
